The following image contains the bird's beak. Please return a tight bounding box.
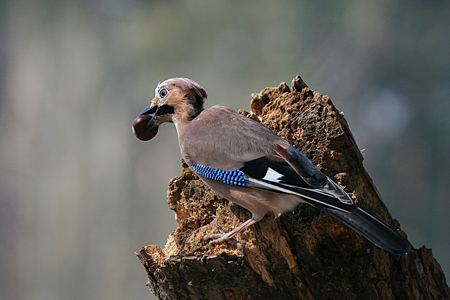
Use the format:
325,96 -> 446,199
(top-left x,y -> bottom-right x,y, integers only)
132,105 -> 159,141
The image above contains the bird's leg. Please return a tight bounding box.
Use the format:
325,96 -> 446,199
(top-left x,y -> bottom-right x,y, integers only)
203,218 -> 259,250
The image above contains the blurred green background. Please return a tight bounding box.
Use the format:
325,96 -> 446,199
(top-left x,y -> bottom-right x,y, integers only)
1,1 -> 449,299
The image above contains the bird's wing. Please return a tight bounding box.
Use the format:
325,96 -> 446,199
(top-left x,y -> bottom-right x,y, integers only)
190,145 -> 354,213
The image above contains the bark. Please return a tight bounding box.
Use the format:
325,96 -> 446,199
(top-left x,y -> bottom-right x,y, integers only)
136,75 -> 450,300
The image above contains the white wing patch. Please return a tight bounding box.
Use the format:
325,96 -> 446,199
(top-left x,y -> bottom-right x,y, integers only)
263,168 -> 283,182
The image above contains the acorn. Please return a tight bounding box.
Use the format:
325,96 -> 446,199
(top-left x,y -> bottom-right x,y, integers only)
132,114 -> 159,141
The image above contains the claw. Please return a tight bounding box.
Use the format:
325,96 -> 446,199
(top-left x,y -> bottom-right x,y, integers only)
203,218 -> 259,254
203,224 -> 244,254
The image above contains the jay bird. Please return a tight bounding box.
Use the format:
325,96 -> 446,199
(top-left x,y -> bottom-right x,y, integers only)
132,77 -> 413,255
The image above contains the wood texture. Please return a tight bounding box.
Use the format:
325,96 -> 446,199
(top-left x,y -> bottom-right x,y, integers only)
136,75 -> 450,300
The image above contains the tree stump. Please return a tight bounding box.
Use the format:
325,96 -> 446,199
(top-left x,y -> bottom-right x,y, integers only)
136,75 -> 450,300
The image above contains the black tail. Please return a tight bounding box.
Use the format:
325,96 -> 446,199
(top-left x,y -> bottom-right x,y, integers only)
315,204 -> 414,255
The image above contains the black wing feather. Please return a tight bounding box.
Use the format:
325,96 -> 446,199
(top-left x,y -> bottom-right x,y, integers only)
239,157 -> 268,179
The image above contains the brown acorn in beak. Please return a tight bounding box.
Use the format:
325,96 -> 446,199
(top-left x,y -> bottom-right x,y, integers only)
132,106 -> 159,141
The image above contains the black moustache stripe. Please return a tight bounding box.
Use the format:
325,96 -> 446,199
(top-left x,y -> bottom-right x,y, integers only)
155,104 -> 175,116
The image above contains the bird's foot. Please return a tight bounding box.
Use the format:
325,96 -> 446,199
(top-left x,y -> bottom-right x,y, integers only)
203,224 -> 244,254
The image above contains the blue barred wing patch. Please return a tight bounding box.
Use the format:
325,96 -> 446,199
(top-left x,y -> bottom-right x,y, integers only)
191,163 -> 247,186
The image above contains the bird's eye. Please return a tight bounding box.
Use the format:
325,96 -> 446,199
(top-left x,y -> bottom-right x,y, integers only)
159,88 -> 168,98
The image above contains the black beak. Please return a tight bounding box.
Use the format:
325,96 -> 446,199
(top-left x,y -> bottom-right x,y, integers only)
139,105 -> 158,116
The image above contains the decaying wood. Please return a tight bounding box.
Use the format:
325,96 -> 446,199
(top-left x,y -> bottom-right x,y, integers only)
136,75 -> 450,300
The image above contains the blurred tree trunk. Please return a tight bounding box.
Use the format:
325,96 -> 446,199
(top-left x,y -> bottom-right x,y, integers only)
136,76 -> 449,300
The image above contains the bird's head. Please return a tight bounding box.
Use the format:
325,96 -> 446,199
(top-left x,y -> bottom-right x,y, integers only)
132,77 -> 207,141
